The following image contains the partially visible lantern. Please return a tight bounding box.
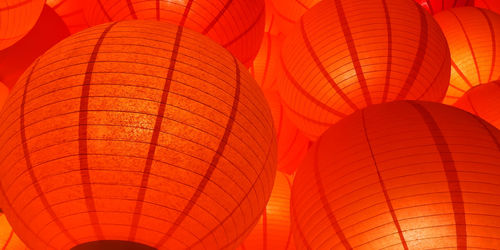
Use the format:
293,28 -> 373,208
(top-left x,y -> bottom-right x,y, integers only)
249,33 -> 284,91
434,7 -> 500,104
46,0 -> 90,34
291,100 -> 500,249
0,210 -> 27,249
454,81 -> 500,128
475,0 -> 500,14
83,0 -> 265,66
0,0 -> 45,50
279,0 -> 451,140
0,20 -> 277,249
0,82 -> 8,110
267,0 -> 321,35
416,0 -> 474,14
238,172 -> 295,250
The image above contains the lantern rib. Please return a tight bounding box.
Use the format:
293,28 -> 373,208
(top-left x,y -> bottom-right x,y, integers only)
201,0 -> 233,35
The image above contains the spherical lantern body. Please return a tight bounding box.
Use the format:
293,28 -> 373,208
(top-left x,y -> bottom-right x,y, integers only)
434,7 -> 500,104
267,0 -> 320,35
0,0 -> 45,50
0,20 -> 277,249
291,100 -> 500,249
475,0 -> 500,14
416,0 -> 474,14
279,0 -> 451,140
454,81 -> 500,128
46,0 -> 90,34
238,172 -> 295,250
83,0 -> 265,66
249,33 -> 283,91
0,82 -> 8,110
1,212 -> 27,249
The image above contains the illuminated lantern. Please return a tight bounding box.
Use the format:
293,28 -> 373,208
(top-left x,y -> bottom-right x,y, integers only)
454,81 -> 500,128
238,172 -> 295,250
415,0 -> 474,14
279,0 -> 451,140
0,0 -> 45,50
267,0 -> 320,35
0,4 -> 70,89
0,210 -> 27,249
46,0 -> 90,34
83,0 -> 265,66
0,20 -> 277,249
434,7 -> 500,104
291,100 -> 500,249
475,0 -> 500,14
265,91 -> 310,174
0,82 -> 8,110
249,33 -> 283,91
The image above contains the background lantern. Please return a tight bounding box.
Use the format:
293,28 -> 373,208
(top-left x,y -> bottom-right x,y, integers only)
279,0 -> 451,140
0,82 -> 8,110
238,172 -> 295,250
454,81 -> 500,128
249,33 -> 283,91
83,0 -> 265,66
0,20 -> 277,249
267,0 -> 320,35
415,0 -> 474,14
434,7 -> 500,104
0,0 -> 45,50
291,100 -> 500,249
46,0 -> 90,34
0,210 -> 27,249
475,0 -> 500,14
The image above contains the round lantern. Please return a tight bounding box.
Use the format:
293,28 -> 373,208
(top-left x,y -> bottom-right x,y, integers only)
0,82 -> 8,110
1,210 -> 27,249
416,0 -> 474,14
46,0 -> 90,34
249,33 -> 283,91
0,0 -> 45,50
434,7 -> 500,104
279,0 -> 451,140
291,100 -> 500,249
83,0 -> 265,66
0,20 -> 277,249
454,81 -> 500,128
238,172 -> 295,250
475,0 -> 500,14
0,4 -> 70,89
267,0 -> 320,35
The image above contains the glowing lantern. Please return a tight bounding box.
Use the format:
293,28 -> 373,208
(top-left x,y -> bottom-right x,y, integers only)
0,20 -> 277,249
475,0 -> 500,14
279,0 -> 451,140
0,4 -> 70,89
0,0 -> 45,50
0,210 -> 27,250
46,0 -> 90,34
291,100 -> 500,249
0,82 -> 8,110
416,0 -> 474,14
434,7 -> 500,104
454,81 -> 500,128
249,33 -> 283,91
83,0 -> 265,66
267,0 -> 321,35
238,172 -> 295,250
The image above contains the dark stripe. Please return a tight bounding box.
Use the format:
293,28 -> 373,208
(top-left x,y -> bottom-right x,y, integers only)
0,0 -> 30,11
313,140 -> 352,249
126,0 -> 138,19
263,208 -> 268,250
466,94 -> 479,116
381,0 -> 392,103
417,47 -> 450,99
451,9 -> 481,84
290,194 -> 312,250
223,5 -> 264,49
96,0 -> 112,21
128,0 -> 194,242
156,0 -> 160,20
361,110 -> 408,249
334,0 -> 372,106
295,0 -> 309,10
4,230 -> 13,250
202,0 -> 234,34
79,22 -> 118,240
396,3 -> 428,99
478,8 -> 496,83
453,0 -> 459,7
469,112 -> 500,152
154,54 -> 241,248
451,59 -> 473,88
427,0 -> 435,14
410,102 -> 467,249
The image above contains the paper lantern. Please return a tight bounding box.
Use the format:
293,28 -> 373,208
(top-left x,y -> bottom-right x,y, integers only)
416,0 -> 474,14
267,0 -> 320,35
83,0 -> 265,66
249,33 -> 283,91
475,0 -> 500,14
0,210 -> 27,250
0,82 -> 8,110
0,20 -> 277,249
454,81 -> 500,128
0,4 -> 70,89
279,0 -> 451,140
238,172 -> 295,250
46,0 -> 90,34
434,7 -> 500,104
291,100 -> 500,249
0,0 -> 45,50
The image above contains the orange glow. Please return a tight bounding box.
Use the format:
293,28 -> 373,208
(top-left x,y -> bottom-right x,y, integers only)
278,0 -> 451,140
291,100 -> 500,249
0,0 -> 45,51
434,7 -> 500,104
454,81 -> 500,129
0,212 -> 27,250
415,0 -> 474,14
0,20 -> 277,249
46,0 -> 90,34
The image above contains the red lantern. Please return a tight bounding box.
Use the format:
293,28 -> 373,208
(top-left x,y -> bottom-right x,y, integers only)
454,81 -> 500,128
0,82 -> 8,110
475,0 -> 500,14
238,172 -> 295,250
279,0 -> 451,140
83,0 -> 265,66
1,211 -> 27,249
291,100 -> 500,249
434,7 -> 500,104
0,20 -> 277,249
249,33 -> 283,91
46,0 -> 90,34
415,0 -> 474,14
0,0 -> 45,50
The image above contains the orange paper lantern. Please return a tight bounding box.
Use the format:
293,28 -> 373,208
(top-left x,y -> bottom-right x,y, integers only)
279,0 -> 451,140
238,172 -> 295,250
291,100 -> 500,249
249,33 -> 283,91
416,0 -> 474,14
0,210 -> 27,250
0,0 -> 45,50
267,0 -> 320,35
83,0 -> 265,66
0,20 -> 277,249
454,80 -> 500,128
475,0 -> 500,14
434,7 -> 500,104
46,0 -> 90,34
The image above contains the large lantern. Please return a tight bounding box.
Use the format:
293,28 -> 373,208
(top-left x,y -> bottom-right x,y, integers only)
291,100 -> 500,249
415,0 -> 474,14
0,20 -> 277,249
454,81 -> 500,128
0,210 -> 27,249
279,0 -> 451,140
0,0 -> 45,50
